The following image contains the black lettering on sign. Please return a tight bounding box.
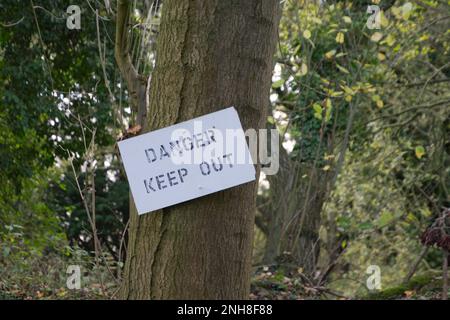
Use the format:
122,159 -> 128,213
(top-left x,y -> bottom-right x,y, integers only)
156,174 -> 167,189
167,171 -> 178,186
143,177 -> 156,193
145,148 -> 157,163
198,153 -> 234,176
159,145 -> 170,160
222,153 -> 233,168
200,162 -> 211,176
182,137 -> 194,151
144,127 -> 218,165
143,168 -> 189,193
169,141 -> 183,156
208,127 -> 217,143
211,157 -> 223,171
178,168 -> 188,183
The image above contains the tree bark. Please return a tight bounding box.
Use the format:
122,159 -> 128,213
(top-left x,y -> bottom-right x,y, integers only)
119,0 -> 281,299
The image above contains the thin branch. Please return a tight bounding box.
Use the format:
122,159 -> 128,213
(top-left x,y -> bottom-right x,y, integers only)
0,16 -> 24,27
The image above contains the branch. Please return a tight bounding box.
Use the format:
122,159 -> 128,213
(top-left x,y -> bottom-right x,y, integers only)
115,0 -> 148,126
365,98 -> 450,126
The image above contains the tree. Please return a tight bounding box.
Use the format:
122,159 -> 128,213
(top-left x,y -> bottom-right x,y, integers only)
116,0 -> 281,299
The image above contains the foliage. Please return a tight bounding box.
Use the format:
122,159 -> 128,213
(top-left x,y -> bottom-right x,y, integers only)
0,0 -> 449,300
49,152 -> 129,260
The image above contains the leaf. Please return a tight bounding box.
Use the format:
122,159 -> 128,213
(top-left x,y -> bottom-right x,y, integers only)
404,290 -> 415,298
299,62 -> 308,76
379,10 -> 389,28
336,32 -> 345,44
303,29 -> 311,39
313,103 -> 323,120
415,146 -> 425,159
383,34 -> 396,46
358,222 -> 373,230
402,2 -> 413,20
313,103 -> 322,114
377,212 -> 394,228
335,52 -> 347,58
377,52 -> 386,61
336,63 -> 350,74
272,79 -> 284,89
343,16 -> 352,24
325,105 -> 333,122
325,49 -> 336,59
341,85 -> 355,96
371,32 -> 383,42
376,100 -> 384,108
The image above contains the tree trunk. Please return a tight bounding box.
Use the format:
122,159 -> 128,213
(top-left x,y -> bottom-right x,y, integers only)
119,0 -> 281,299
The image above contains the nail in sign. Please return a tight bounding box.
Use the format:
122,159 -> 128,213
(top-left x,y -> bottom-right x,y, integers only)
118,107 -> 256,215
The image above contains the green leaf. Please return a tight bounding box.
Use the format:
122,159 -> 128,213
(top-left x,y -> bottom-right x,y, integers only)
325,104 -> 333,122
358,222 -> 374,230
377,212 -> 394,228
272,79 -> 285,89
336,63 -> 350,74
313,103 -> 323,120
415,146 -> 425,159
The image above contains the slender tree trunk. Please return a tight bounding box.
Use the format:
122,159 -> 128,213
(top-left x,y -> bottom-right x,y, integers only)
119,0 -> 281,299
261,142 -> 296,264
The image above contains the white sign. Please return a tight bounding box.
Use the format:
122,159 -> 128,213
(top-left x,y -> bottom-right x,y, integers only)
118,107 -> 256,215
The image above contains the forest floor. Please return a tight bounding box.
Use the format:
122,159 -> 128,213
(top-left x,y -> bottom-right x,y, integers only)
0,253 -> 446,300
249,267 -> 447,300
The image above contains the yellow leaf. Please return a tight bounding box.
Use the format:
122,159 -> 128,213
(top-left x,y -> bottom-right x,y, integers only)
336,63 -> 350,74
330,91 -> 343,97
343,16 -> 352,24
379,11 -> 389,28
303,30 -> 311,39
321,78 -> 331,85
376,100 -> 384,108
341,85 -> 355,95
402,2 -> 413,20
299,62 -> 308,76
371,32 -> 383,42
418,35 -> 429,42
382,34 -> 395,47
345,95 -> 352,102
378,52 -> 386,61
391,6 -> 401,19
325,50 -> 336,59
336,32 -> 345,44
323,165 -> 331,171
